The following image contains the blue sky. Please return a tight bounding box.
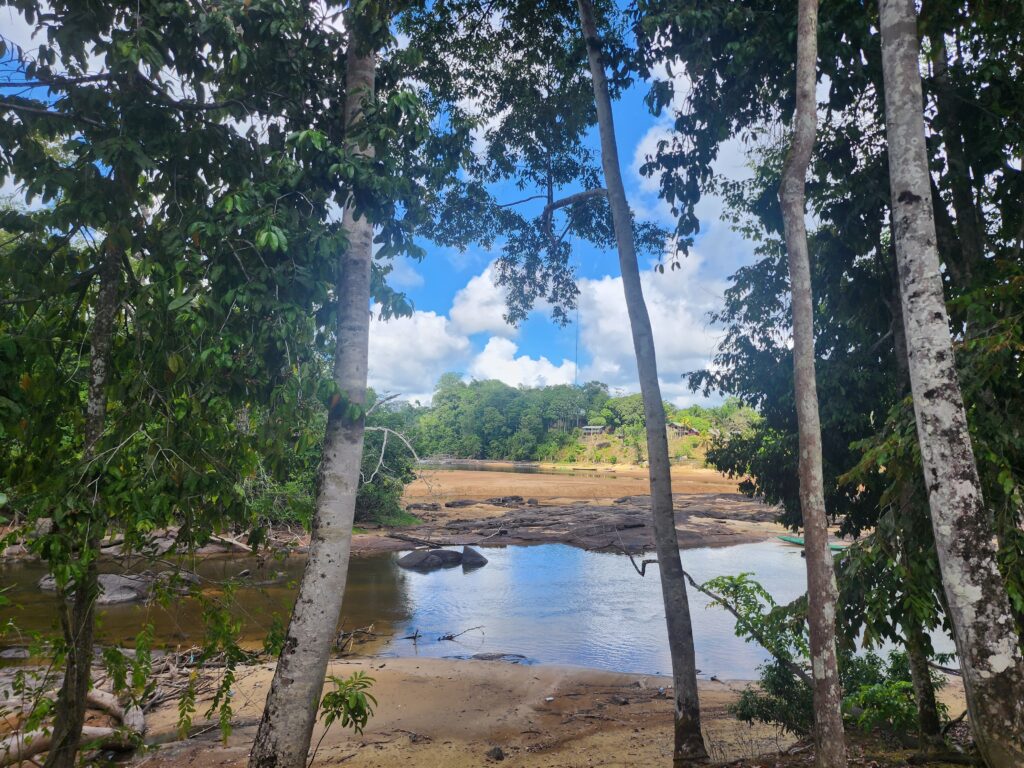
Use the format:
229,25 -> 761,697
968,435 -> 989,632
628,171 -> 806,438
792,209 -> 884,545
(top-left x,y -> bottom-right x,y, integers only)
368,74 -> 758,404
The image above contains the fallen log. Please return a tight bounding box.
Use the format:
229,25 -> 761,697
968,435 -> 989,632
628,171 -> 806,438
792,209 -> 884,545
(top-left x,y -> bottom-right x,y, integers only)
386,532 -> 444,549
0,690 -> 144,766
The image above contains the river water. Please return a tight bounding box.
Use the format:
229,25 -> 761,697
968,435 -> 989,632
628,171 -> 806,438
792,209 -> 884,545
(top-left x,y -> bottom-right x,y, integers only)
1,540 -> 842,679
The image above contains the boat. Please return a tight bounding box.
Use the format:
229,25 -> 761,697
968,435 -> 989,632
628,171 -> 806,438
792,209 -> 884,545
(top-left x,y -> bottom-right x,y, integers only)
777,534 -> 847,552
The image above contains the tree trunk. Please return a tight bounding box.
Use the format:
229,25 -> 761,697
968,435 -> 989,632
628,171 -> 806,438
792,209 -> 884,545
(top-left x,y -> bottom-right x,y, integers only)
889,259 -> 944,749
905,614 -> 944,747
776,1 -> 848,766
575,1 -> 708,763
877,0 -> 1024,765
249,20 -> 378,768
43,242 -> 121,768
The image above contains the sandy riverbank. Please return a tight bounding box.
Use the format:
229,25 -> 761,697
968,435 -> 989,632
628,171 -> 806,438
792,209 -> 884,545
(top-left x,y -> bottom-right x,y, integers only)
137,656 -> 967,768
139,657 -> 790,767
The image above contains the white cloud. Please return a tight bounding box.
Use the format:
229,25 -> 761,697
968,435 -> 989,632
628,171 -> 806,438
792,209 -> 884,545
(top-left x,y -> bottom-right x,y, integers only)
577,252 -> 726,406
384,256 -> 424,290
449,263 -> 516,338
468,337 -> 575,388
368,307 -> 471,402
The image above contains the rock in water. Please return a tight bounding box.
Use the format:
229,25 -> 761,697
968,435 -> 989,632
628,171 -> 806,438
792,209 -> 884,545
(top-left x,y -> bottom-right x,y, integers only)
461,546 -> 488,569
37,573 -> 152,604
396,549 -> 463,571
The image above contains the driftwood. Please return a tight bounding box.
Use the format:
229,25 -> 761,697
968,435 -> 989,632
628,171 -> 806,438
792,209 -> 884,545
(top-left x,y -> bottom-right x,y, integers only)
386,532 -> 445,549
0,690 -> 144,767
438,626 -> 483,642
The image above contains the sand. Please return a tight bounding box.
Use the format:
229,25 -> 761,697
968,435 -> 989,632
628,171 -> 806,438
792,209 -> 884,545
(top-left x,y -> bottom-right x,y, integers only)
139,658 -> 796,767
137,657 -> 968,768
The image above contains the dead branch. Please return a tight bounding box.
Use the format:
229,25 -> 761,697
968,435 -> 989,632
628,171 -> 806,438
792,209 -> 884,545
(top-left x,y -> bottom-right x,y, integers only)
438,626 -> 484,641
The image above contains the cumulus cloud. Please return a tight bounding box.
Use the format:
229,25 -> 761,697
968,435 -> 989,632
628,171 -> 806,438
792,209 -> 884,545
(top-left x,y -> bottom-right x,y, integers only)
468,337 -> 575,388
449,263 -> 517,338
366,263 -> 577,400
368,308 -> 471,402
577,252 -> 726,406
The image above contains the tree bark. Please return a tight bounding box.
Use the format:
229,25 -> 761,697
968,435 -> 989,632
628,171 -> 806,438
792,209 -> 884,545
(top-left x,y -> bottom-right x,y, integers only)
877,0 -> 1024,764
777,2 -> 848,767
890,259 -> 944,748
43,241 -> 121,768
249,17 -> 378,768
575,1 -> 708,763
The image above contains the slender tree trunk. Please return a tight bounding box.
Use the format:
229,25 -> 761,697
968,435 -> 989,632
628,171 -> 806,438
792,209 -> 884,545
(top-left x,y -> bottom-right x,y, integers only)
776,2 -> 848,766
249,19 -> 377,768
576,1 -> 708,762
44,243 -> 121,768
904,612 -> 944,746
889,261 -> 944,748
877,0 -> 1024,765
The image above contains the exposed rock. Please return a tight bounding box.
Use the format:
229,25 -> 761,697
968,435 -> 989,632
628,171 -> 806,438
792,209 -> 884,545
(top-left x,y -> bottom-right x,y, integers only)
485,746 -> 505,761
38,573 -> 153,604
486,496 -> 524,507
461,546 -> 488,569
525,498 -> 539,506
396,549 -> 463,571
444,499 -> 478,508
407,502 -> 441,512
0,647 -> 29,660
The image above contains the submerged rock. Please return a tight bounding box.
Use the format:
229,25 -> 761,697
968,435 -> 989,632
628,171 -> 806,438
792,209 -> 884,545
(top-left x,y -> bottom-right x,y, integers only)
396,549 -> 463,571
461,546 -> 488,569
471,653 -> 526,662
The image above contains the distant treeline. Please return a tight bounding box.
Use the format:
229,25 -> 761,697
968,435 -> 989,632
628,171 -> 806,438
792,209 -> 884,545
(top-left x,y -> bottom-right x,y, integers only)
382,373 -> 758,463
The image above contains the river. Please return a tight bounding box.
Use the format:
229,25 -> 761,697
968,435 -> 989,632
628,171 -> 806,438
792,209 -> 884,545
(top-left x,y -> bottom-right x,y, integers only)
1,540 -> 882,679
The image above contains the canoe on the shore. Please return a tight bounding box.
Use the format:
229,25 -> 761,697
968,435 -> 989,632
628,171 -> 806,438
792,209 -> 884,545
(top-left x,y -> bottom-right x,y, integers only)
777,534 -> 847,552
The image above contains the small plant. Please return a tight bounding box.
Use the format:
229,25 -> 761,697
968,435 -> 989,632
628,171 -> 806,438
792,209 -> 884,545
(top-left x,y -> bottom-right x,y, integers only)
843,679 -> 922,735
309,672 -> 377,766
319,671 -> 377,734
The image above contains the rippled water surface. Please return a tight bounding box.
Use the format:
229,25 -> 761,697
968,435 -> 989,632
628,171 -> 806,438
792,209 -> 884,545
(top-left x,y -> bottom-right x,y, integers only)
0,540 -> 951,678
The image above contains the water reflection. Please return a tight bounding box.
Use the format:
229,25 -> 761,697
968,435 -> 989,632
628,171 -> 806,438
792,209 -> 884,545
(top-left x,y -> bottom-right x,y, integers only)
0,541 -> 953,679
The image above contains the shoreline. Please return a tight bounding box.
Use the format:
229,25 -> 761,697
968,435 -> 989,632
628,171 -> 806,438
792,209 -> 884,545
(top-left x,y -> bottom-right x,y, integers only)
135,654 -> 967,768
137,656 -> 792,767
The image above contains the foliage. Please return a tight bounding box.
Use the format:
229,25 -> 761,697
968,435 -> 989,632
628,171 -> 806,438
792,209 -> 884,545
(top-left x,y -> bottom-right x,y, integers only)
844,680 -> 919,735
643,0 -> 1024,649
243,390 -> 418,529
319,671 -> 377,736
705,574 -> 945,738
407,376 -> 755,464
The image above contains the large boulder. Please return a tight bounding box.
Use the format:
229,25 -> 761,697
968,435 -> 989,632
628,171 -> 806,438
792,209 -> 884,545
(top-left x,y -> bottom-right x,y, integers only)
461,546 -> 489,569
38,573 -> 153,604
396,549 -> 463,571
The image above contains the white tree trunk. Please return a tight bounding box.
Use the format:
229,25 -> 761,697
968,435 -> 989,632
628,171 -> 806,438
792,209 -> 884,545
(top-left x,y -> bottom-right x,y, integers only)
777,2 -> 848,765
576,0 -> 708,762
877,0 -> 1024,764
249,17 -> 378,768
